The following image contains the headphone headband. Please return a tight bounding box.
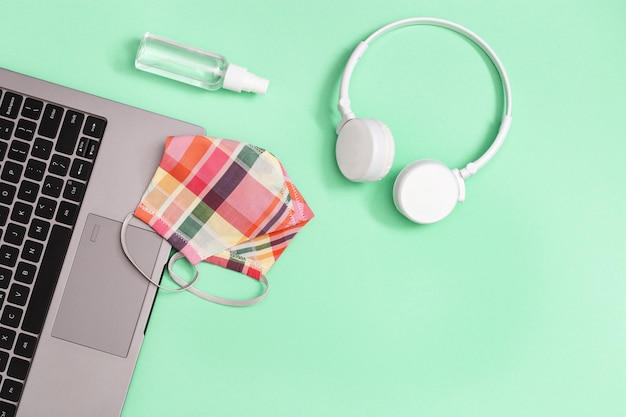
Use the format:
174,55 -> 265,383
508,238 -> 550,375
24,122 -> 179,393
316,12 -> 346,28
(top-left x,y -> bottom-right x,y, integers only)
337,17 -> 513,179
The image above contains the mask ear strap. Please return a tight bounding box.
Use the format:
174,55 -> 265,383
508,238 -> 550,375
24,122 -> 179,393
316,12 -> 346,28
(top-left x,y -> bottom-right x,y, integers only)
121,213 -> 198,292
167,252 -> 270,307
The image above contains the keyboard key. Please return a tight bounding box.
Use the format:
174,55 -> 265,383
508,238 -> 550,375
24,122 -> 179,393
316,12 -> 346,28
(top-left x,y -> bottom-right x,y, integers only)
4,224 -> 25,246
0,327 -> 16,350
0,246 -> 19,268
56,201 -> 78,225
83,115 -> 106,138
24,159 -> 46,181
14,119 -> 36,141
86,139 -> 99,159
0,268 -> 11,289
28,219 -> 50,241
0,183 -> 16,205
0,305 -> 22,329
0,118 -> 14,140
22,225 -> 72,334
1,161 -> 22,183
70,158 -> 92,181
31,137 -> 53,159
14,333 -> 37,359
10,202 -> 32,224
21,241 -> 43,263
0,378 -> 23,402
7,357 -> 29,380
38,104 -> 63,138
7,140 -> 29,162
42,175 -> 64,197
0,207 -> 9,227
21,97 -> 43,120
17,180 -> 39,203
0,401 -> 16,417
49,154 -> 70,176
63,180 -> 85,202
0,351 -> 8,372
15,262 -> 36,284
56,110 -> 84,155
35,196 -> 57,219
76,137 -> 88,156
8,284 -> 29,307
0,93 -> 22,119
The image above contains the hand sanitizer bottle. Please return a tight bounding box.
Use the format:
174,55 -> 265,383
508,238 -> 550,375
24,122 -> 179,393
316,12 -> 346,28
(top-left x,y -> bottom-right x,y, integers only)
135,33 -> 269,94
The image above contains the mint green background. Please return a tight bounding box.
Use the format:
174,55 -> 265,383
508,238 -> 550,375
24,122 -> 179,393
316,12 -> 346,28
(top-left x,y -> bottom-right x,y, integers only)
2,1 -> 626,416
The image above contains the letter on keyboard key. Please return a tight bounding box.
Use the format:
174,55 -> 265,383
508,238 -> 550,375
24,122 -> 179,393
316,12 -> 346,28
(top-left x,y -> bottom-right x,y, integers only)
0,183 -> 16,205
0,328 -> 15,350
0,268 -> 12,288
10,202 -> 32,225
0,306 -> 22,328
0,246 -> 19,268
1,162 -> 23,184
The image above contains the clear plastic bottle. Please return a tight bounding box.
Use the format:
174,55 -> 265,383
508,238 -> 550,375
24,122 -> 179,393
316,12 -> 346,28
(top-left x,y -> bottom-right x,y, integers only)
135,33 -> 269,94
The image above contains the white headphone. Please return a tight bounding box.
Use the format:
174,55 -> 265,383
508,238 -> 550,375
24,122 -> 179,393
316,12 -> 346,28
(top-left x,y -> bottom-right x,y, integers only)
336,17 -> 513,224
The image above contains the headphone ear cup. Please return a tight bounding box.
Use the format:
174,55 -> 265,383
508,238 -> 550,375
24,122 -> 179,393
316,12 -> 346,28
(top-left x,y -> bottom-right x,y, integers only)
393,160 -> 464,224
336,118 -> 395,182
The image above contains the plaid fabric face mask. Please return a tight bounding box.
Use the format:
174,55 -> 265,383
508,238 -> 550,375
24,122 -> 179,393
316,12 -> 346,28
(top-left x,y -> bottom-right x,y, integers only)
122,135 -> 314,306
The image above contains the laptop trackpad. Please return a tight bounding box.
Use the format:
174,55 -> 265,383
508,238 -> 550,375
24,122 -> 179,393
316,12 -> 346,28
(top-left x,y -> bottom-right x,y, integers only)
52,213 -> 162,358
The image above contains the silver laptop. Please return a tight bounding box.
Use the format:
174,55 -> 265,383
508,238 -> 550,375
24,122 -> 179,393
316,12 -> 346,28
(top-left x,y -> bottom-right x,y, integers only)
0,67 -> 205,417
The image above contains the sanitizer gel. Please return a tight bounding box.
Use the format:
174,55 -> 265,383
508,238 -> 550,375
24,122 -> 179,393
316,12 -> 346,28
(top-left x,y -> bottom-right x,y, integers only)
135,33 -> 269,94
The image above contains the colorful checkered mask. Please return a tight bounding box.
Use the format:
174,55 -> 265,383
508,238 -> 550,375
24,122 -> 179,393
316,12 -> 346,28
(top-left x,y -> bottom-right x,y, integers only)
124,135 -> 314,306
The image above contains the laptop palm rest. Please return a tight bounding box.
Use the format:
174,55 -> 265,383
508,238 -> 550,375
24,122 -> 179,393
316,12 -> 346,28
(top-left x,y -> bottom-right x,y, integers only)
51,213 -> 162,358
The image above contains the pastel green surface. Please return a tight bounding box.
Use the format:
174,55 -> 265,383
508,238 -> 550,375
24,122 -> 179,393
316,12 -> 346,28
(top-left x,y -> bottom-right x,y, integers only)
2,0 -> 625,416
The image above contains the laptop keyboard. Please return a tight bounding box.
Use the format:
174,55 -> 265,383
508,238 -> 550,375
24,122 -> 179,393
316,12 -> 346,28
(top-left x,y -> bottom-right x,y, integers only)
0,88 -> 105,416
